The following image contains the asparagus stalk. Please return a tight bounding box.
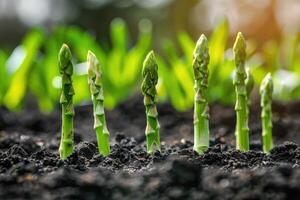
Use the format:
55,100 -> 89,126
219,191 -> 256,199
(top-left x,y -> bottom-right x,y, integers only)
141,51 -> 160,154
246,68 -> 254,105
192,34 -> 210,154
260,73 -> 273,153
59,44 -> 75,160
87,51 -> 110,156
233,32 -> 249,152
235,68 -> 254,147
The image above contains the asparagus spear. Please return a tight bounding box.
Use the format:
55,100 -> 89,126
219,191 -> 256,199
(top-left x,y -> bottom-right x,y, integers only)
235,67 -> 254,147
260,73 -> 273,153
59,44 -> 75,160
233,32 -> 249,152
87,51 -> 110,156
141,51 -> 160,154
246,68 -> 254,106
192,34 -> 210,154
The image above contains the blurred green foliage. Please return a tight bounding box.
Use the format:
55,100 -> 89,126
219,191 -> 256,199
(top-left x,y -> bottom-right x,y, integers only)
158,20 -> 240,111
0,18 -> 151,112
0,18 -> 300,112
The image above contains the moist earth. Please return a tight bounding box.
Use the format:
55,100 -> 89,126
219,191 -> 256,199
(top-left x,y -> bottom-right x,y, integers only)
1,96 -> 300,200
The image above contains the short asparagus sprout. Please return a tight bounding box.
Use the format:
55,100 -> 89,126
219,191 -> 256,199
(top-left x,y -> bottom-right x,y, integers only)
192,34 -> 210,154
141,51 -> 161,154
260,73 -> 273,153
59,44 -> 75,160
233,32 -> 249,152
87,51 -> 110,156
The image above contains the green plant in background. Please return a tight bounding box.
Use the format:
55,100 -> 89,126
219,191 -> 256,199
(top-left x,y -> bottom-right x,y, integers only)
60,18 -> 151,108
141,51 -> 161,154
58,44 -> 75,160
233,32 -> 249,152
29,28 -> 66,112
105,18 -> 152,108
267,34 -> 300,102
207,20 -> 234,104
192,34 -> 210,154
87,51 -> 110,156
3,29 -> 44,110
0,50 -> 9,103
260,73 -> 273,153
159,37 -> 194,111
0,19 -> 267,113
0,18 -> 151,112
60,18 -> 152,109
157,20 -> 233,111
2,18 -> 300,113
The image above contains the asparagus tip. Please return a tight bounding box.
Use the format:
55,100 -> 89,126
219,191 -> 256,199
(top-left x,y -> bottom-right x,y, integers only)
143,50 -> 156,68
87,50 -> 98,76
59,44 -> 72,69
260,73 -> 273,93
142,50 -> 158,97
194,34 -> 209,58
233,32 -> 246,61
87,50 -> 95,60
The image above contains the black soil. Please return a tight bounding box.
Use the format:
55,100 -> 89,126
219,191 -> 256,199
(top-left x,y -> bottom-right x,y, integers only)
1,96 -> 300,199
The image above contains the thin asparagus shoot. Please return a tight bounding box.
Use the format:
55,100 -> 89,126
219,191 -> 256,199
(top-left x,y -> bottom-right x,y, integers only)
260,73 -> 273,153
87,51 -> 110,156
141,51 -> 161,154
192,34 -> 210,154
246,67 -> 254,105
59,44 -> 75,160
233,32 -> 249,152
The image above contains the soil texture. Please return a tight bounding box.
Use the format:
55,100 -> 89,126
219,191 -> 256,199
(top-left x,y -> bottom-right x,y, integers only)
1,97 -> 300,199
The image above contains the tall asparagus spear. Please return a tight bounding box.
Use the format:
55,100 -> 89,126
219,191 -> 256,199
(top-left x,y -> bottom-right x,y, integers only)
59,44 -> 75,160
233,32 -> 249,152
87,51 -> 110,156
141,51 -> 160,154
260,73 -> 273,153
192,34 -> 210,154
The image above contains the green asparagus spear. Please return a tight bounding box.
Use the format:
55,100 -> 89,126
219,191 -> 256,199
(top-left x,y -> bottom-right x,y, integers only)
141,51 -> 160,154
233,32 -> 249,152
260,73 -> 273,153
59,44 -> 75,160
235,67 -> 254,147
87,51 -> 110,156
192,34 -> 210,154
246,68 -> 254,105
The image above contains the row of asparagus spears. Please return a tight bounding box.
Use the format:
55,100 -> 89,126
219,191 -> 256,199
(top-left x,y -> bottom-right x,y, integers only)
58,32 -> 273,160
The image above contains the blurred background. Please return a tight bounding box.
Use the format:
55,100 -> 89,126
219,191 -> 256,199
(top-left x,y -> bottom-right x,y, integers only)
1,0 -> 300,112
1,0 -> 300,47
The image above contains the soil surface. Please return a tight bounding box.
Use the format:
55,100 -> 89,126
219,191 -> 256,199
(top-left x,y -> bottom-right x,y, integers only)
1,96 -> 300,199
